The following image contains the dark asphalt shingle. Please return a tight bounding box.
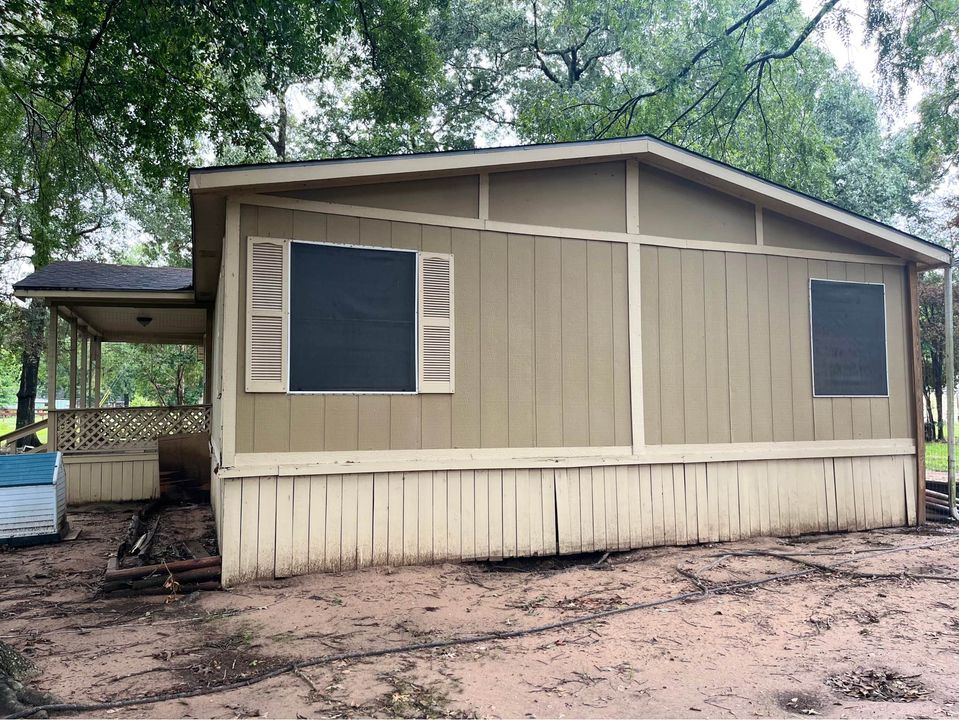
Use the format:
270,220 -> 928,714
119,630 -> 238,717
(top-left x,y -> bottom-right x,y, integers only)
14,262 -> 193,293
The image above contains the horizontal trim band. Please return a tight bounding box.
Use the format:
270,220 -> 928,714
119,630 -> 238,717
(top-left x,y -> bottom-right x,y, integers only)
232,193 -> 906,267
219,439 -> 916,478
62,452 -> 159,463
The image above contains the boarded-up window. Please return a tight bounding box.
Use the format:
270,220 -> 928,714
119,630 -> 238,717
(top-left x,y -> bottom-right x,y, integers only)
810,279 -> 888,397
289,242 -> 417,392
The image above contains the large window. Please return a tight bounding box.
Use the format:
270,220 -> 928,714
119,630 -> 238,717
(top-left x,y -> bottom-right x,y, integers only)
289,242 -> 416,393
809,279 -> 888,397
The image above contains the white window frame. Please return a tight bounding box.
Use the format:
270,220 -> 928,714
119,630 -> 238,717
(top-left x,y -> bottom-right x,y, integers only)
809,277 -> 890,399
285,239 -> 420,396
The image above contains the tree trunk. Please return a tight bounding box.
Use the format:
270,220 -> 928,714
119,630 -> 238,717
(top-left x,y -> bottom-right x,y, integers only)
925,390 -> 934,440
14,349 -> 40,448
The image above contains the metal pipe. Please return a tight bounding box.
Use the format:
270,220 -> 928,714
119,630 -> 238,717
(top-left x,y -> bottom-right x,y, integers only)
946,261 -> 958,520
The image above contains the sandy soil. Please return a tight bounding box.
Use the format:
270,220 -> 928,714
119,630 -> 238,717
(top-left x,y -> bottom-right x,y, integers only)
3,503 -> 959,718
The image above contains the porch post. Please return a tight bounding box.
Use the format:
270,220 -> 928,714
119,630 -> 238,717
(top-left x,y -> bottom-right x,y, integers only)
203,308 -> 213,404
93,338 -> 101,407
78,330 -> 88,409
46,304 -> 58,446
68,318 -> 78,408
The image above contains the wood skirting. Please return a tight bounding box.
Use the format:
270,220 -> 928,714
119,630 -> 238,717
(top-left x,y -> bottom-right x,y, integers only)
62,452 -> 159,504
215,451 -> 918,586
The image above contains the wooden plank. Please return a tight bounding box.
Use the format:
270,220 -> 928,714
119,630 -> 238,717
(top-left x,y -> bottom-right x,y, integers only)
274,477 -> 294,576
873,456 -> 896,527
684,462 -> 699,544
906,263 -> 925,524
523,469 -> 539,555
220,480 -> 243,585
239,477 -> 259,580
474,469 -> 490,559
534,236 -> 564,447
324,474 -> 342,571
649,464 -> 666,544
767,459 -> 785,535
736,461 -> 756,537
503,469 -> 518,557
823,458 -> 838,532
292,476 -> 311,574
553,468 -> 573,553
681,250 -> 708,443
903,455 -> 918,525
121,461 -> 134,502
746,254 -> 773,442
488,469 -> 504,559
402,471 -> 419,564
460,470 -> 476,560
640,247 -> 662,445
767,257 -> 795,441
832,458 -> 855,531
626,465 -> 642,547
580,468 -> 596,551
615,465 -> 630,550
257,476 -> 277,578
587,241 -> 616,445
661,464 -> 677,544
481,232 -> 510,448
446,470 -> 462,560
340,474 -> 359,570
787,258 -> 815,440
724,462 -> 741,541
704,252 -> 731,443
356,473 -> 374,567
451,229 -> 482,446
638,465 -> 654,546
308,476 -> 327,571
658,248 -> 685,443
851,458 -> 871,530
726,254 -> 752,442
432,471 -> 448,562
589,467 -> 606,551
561,238 -> 590,445
807,260 -> 834,440
541,469 -> 558,555
371,473 -> 389,565
508,234 -> 536,448
387,472 -> 404,564
417,471 -> 432,563
613,244 -> 633,447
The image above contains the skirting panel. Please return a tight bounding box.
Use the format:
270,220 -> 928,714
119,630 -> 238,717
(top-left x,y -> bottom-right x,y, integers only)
63,453 -> 159,504
216,454 -> 917,586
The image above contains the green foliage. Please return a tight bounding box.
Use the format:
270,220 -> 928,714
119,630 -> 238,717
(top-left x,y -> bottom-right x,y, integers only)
100,343 -> 203,407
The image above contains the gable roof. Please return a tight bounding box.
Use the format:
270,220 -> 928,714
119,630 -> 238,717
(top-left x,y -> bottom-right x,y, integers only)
188,136 -> 951,269
14,261 -> 193,294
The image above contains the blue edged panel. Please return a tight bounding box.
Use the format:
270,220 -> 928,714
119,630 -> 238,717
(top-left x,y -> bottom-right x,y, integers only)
0,453 -> 60,487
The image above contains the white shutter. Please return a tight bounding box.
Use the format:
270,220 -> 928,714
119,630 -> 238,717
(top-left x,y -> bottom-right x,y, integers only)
246,237 -> 288,392
418,252 -> 454,393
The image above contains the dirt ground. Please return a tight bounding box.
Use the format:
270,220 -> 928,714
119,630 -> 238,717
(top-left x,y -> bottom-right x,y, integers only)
4,504 -> 959,719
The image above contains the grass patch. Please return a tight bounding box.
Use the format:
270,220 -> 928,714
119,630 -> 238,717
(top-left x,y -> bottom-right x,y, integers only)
927,442 -> 948,472
0,416 -> 48,445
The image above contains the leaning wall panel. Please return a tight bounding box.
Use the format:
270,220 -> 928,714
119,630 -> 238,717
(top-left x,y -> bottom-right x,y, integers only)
63,454 -> 159,504
218,454 -> 916,586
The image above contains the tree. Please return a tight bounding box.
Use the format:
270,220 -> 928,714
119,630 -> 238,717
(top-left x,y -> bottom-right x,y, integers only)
0,0 -> 444,431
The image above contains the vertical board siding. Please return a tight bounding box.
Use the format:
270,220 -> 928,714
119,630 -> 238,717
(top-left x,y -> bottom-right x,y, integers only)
235,206 -> 630,453
219,452 -> 917,585
643,249 -> 913,445
64,456 -> 159,504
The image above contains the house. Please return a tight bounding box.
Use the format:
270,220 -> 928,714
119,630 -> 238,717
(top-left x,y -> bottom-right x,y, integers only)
12,137 -> 951,586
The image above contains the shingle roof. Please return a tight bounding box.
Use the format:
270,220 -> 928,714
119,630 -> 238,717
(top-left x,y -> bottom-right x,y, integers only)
14,262 -> 193,293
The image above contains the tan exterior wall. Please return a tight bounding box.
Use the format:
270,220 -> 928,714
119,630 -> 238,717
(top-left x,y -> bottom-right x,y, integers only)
63,453 -> 159,504
641,247 -> 915,445
488,161 -> 627,232
763,209 -> 893,256
217,451 -> 917,585
233,204 -> 632,453
638,165 -> 756,243
272,174 -> 480,218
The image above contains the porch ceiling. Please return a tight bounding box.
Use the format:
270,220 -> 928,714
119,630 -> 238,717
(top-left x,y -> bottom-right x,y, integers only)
69,305 -> 207,345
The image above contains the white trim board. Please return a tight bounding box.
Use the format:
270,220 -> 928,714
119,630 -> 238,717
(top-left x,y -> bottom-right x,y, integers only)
231,193 -> 908,267
219,438 -> 916,478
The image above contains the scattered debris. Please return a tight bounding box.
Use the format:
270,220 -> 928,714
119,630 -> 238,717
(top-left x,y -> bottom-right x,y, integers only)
827,668 -> 929,702
777,690 -> 826,715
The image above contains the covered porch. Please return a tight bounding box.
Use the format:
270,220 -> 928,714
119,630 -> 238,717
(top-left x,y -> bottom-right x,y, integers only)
8,262 -> 213,504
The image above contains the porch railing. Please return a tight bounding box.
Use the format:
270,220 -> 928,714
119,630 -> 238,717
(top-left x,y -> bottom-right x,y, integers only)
0,417 -> 49,455
54,405 -> 211,454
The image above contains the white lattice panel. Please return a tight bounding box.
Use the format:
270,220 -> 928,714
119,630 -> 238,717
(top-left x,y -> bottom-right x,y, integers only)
55,405 -> 211,454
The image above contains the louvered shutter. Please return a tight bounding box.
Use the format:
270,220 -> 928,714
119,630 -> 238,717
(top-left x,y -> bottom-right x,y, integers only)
246,237 -> 289,392
418,252 -> 455,393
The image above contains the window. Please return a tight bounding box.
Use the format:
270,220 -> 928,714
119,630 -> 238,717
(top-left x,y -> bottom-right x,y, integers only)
290,242 -> 416,392
809,279 -> 888,397
245,236 -> 454,395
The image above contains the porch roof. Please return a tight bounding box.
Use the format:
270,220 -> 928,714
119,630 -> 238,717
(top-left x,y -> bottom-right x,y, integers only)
14,261 -> 193,298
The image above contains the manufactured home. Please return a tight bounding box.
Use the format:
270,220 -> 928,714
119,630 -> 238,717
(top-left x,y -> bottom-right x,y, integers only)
10,137 -> 951,586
